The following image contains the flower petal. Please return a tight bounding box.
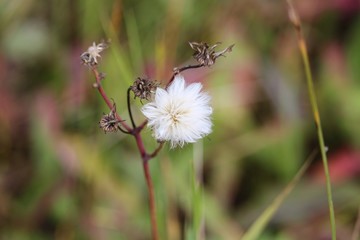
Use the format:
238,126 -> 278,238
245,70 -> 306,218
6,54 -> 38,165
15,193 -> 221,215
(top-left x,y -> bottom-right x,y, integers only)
141,75 -> 212,148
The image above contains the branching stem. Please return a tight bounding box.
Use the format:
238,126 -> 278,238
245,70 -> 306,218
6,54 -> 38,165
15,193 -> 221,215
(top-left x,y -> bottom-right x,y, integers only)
90,66 -> 161,240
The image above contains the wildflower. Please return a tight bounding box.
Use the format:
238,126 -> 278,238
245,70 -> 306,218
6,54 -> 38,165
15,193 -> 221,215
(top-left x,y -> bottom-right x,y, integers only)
130,77 -> 159,101
81,41 -> 109,66
141,75 -> 212,148
189,42 -> 234,66
99,103 -> 122,133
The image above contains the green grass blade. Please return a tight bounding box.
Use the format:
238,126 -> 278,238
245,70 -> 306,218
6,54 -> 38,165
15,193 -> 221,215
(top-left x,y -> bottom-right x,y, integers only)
287,2 -> 337,239
124,10 -> 144,73
241,151 -> 316,240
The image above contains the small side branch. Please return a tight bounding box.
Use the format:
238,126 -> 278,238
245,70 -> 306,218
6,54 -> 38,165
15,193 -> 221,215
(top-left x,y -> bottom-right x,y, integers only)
167,64 -> 204,87
148,142 -> 164,159
117,125 -> 131,134
138,120 -> 148,131
127,87 -> 137,129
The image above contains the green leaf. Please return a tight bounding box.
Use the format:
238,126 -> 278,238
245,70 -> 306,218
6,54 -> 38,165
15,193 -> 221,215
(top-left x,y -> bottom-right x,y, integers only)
241,151 -> 316,240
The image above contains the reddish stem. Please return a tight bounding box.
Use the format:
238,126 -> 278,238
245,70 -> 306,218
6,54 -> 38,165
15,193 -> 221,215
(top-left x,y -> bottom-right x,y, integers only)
91,67 -> 132,132
142,159 -> 159,240
134,133 -> 159,240
133,133 -> 159,239
167,63 -> 204,88
149,142 -> 164,159
134,132 -> 148,159
90,66 -> 159,239
139,119 -> 148,131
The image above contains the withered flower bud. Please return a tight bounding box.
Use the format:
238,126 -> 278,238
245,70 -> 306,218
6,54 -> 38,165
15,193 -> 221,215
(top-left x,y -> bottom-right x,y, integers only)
99,103 -> 122,133
189,42 -> 234,66
288,4 -> 301,30
81,40 -> 110,66
130,77 -> 159,101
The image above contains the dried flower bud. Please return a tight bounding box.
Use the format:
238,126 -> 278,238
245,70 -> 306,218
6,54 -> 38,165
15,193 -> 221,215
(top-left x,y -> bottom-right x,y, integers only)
288,4 -> 301,30
99,103 -> 122,133
189,42 -> 234,66
130,77 -> 159,101
81,40 -> 109,66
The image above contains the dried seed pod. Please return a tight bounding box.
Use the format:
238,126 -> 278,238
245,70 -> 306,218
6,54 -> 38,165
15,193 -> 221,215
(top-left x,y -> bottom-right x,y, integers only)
130,77 -> 159,101
99,103 -> 122,133
81,40 -> 110,66
189,42 -> 234,66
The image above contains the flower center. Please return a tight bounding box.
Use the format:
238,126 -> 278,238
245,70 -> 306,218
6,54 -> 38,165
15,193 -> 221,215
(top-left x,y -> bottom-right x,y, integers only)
170,112 -> 179,123
166,105 -> 188,125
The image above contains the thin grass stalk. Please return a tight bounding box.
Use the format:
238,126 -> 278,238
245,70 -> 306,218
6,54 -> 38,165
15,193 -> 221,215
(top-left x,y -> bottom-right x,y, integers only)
287,2 -> 336,239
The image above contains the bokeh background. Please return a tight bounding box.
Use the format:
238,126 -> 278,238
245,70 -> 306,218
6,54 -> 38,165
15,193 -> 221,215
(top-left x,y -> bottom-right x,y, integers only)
1,0 -> 360,239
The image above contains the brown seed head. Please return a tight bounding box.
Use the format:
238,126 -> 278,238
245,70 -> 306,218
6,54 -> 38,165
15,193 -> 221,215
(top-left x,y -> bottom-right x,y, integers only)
99,103 -> 122,133
81,40 -> 110,67
189,42 -> 234,67
130,77 -> 159,101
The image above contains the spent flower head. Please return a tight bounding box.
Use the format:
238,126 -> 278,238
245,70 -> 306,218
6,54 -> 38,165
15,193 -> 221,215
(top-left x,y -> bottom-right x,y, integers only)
189,41 -> 234,67
81,41 -> 109,66
99,103 -> 122,133
141,75 -> 212,148
131,77 -> 159,101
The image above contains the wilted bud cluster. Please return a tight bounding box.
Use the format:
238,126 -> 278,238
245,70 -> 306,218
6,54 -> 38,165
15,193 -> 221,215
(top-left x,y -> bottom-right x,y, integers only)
99,103 -> 122,133
189,42 -> 234,67
130,77 -> 159,101
81,41 -> 109,66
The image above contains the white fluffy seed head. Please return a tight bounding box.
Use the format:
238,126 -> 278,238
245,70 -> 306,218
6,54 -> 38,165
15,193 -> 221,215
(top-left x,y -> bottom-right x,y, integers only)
141,75 -> 213,148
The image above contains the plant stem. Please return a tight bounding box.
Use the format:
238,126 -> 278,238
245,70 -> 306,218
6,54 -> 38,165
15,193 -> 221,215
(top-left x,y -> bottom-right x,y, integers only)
90,66 -> 160,239
133,132 -> 160,240
142,159 -> 159,240
287,2 -> 336,239
127,87 -> 137,129
138,119 -> 148,131
298,23 -> 337,240
149,142 -> 164,159
116,125 -> 131,134
167,64 -> 204,87
91,67 -> 132,132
